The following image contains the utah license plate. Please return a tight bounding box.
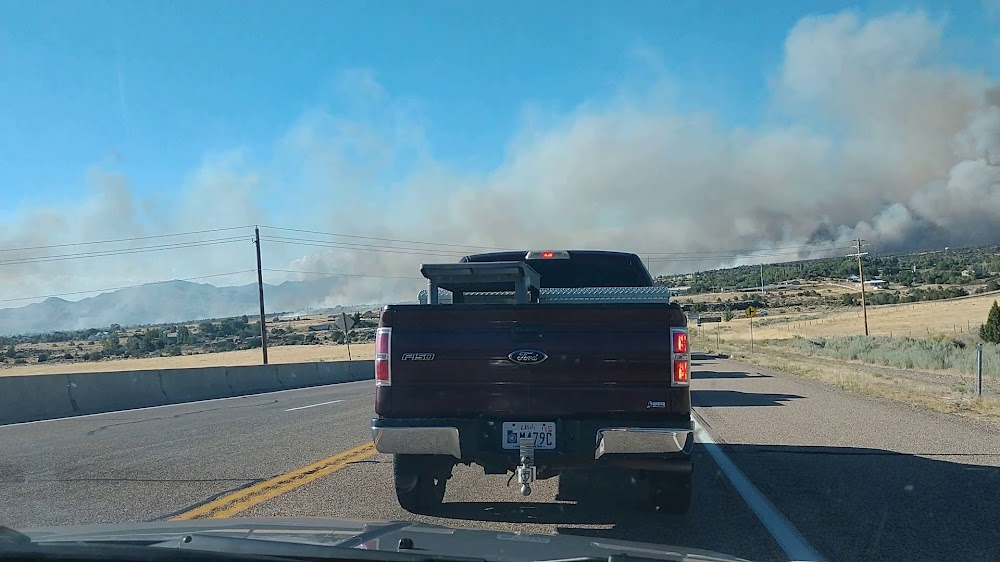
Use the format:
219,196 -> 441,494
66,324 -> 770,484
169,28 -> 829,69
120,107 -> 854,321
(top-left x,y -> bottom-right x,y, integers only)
502,422 -> 556,450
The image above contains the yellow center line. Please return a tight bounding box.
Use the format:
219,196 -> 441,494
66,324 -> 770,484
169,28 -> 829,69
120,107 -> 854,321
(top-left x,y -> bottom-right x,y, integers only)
171,442 -> 376,520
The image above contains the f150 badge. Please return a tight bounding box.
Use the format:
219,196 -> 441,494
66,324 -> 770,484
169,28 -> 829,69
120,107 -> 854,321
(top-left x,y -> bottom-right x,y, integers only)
401,353 -> 435,361
508,349 -> 548,365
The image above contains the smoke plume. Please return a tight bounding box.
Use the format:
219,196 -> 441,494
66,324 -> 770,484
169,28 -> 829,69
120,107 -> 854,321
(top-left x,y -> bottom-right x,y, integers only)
1,9 -> 998,317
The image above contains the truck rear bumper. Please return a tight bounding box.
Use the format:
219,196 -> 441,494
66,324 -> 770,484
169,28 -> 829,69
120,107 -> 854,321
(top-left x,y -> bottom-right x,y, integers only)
371,426 -> 462,459
594,427 -> 692,459
370,417 -> 693,467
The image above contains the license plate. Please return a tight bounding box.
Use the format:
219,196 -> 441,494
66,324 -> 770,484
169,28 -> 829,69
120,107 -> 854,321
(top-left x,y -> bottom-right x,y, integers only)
502,422 -> 556,450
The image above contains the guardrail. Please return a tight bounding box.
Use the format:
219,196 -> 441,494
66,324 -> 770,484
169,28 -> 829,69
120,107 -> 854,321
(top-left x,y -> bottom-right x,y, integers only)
0,360 -> 374,425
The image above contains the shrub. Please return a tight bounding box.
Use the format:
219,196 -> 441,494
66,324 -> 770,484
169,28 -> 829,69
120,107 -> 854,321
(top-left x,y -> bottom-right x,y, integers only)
981,300 -> 1000,344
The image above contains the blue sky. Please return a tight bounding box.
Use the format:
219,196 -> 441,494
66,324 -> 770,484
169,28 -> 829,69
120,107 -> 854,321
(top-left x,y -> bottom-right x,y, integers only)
0,0 -> 999,307
2,0 -> 997,214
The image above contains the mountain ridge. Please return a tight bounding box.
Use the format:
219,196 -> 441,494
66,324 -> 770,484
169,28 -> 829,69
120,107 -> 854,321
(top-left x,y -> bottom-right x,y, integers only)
0,277 -> 397,335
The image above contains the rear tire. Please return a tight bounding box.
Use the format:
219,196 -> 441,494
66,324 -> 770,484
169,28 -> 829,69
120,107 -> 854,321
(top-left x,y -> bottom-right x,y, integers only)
644,471 -> 692,515
393,455 -> 447,514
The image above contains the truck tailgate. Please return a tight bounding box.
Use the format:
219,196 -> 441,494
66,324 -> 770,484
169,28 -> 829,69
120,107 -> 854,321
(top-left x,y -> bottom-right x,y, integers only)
379,303 -> 684,418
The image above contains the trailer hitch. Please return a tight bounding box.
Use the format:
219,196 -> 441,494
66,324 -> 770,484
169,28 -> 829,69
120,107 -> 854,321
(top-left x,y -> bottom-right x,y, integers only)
515,437 -> 536,496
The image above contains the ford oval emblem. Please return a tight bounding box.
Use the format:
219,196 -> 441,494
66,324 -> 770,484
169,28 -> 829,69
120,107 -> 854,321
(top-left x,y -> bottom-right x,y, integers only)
508,349 -> 548,365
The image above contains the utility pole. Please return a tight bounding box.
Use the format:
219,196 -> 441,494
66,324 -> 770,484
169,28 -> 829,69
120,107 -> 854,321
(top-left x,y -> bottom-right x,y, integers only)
847,238 -> 869,336
254,226 -> 269,364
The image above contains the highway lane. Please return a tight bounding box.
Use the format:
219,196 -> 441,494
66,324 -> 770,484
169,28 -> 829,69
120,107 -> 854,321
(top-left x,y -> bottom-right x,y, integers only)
4,357 -> 1000,561
0,380 -> 375,527
691,357 -> 1000,562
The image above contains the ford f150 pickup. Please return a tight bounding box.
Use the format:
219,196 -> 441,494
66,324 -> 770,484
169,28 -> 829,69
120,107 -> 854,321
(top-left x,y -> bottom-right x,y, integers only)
370,250 -> 692,514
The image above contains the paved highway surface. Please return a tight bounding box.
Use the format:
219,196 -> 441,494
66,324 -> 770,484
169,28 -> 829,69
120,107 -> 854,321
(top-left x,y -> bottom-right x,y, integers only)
2,356 -> 999,561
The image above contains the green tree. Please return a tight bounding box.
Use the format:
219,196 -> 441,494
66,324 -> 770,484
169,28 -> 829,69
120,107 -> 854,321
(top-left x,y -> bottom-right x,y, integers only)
101,335 -> 120,353
36,352 -> 49,362
177,325 -> 191,344
981,300 -> 1000,344
722,309 -> 735,322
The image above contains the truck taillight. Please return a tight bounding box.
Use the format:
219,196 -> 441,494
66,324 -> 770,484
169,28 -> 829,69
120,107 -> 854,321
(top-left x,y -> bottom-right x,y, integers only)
673,358 -> 690,384
375,327 -> 391,386
671,328 -> 690,386
525,250 -> 570,260
672,330 -> 689,354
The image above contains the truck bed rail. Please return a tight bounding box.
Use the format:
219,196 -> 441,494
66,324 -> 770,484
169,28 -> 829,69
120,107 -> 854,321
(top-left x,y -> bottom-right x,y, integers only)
420,261 -> 541,304
417,285 -> 673,304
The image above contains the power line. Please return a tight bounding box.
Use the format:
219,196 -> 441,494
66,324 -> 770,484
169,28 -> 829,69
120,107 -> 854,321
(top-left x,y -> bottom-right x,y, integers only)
0,220 -> 863,265
0,226 -> 252,254
260,236 -> 465,258
264,232 -> 857,262
644,245 -> 855,263
260,225 -> 513,252
263,268 -> 425,280
262,234 -> 465,254
0,270 -> 257,304
0,236 -> 249,267
639,241 -> 851,257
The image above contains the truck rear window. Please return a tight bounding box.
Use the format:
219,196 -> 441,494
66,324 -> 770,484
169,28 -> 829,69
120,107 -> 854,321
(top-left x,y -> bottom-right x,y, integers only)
459,251 -> 653,288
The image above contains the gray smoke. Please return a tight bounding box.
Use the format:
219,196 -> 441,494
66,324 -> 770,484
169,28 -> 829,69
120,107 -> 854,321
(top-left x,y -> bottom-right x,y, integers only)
0,8 -> 998,313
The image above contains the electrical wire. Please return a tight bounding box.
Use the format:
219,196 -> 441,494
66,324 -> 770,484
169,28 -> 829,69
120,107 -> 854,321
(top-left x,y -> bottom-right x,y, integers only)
260,225 -> 513,252
643,245 -> 855,263
262,268 -> 424,280
637,240 -> 851,257
0,236 -> 249,267
260,236 -> 465,258
0,226 -> 252,254
0,270 -> 258,304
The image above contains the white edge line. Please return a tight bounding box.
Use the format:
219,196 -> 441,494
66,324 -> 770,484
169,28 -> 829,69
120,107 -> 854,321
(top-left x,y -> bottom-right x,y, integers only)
694,416 -> 826,562
0,379 -> 371,429
284,399 -> 345,412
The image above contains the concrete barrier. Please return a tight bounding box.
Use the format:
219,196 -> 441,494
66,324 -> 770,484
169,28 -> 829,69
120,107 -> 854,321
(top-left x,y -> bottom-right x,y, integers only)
68,370 -> 167,415
159,366 -> 233,403
316,360 -> 353,384
225,364 -> 282,395
275,362 -> 322,388
0,374 -> 76,425
0,359 -> 372,426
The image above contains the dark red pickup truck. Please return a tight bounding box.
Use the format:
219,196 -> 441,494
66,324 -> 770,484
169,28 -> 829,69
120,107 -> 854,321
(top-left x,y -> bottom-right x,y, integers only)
370,250 -> 692,514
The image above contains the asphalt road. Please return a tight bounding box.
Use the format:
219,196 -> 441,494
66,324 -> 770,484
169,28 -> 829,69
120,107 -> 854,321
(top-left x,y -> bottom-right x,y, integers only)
3,357 -> 1000,562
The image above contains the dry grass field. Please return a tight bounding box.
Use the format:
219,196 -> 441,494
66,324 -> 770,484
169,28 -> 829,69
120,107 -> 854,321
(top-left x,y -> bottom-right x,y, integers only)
690,290 -> 1000,425
0,342 -> 376,376
704,290 -> 1000,343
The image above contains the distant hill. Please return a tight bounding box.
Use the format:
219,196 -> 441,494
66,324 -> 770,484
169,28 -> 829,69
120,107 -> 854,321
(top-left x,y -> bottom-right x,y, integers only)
0,277 -> 389,335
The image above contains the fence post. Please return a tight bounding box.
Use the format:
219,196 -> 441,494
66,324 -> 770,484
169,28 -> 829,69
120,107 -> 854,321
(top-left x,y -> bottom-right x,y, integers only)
976,343 -> 983,398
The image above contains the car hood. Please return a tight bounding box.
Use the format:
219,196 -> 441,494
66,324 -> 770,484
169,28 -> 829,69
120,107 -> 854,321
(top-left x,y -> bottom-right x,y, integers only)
16,517 -> 750,562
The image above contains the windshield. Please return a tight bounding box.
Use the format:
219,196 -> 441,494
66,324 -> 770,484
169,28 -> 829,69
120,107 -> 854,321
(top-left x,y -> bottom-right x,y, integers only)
2,2 -> 1000,562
